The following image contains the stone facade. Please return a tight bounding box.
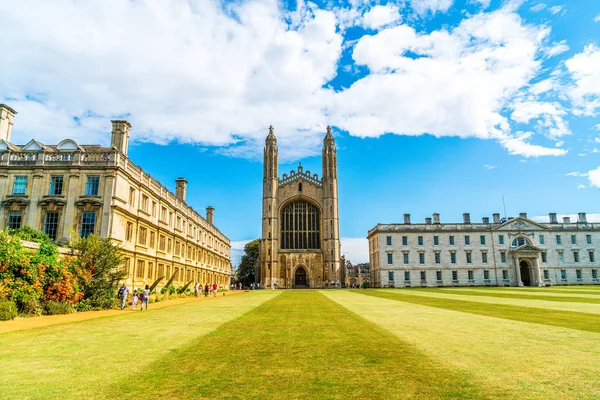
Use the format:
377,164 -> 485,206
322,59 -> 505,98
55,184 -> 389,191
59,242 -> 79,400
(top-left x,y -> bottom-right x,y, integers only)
260,126 -> 341,288
368,212 -> 600,288
0,104 -> 230,290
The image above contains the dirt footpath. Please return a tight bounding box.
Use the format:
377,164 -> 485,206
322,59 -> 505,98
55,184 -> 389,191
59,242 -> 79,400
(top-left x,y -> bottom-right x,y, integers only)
0,291 -> 246,334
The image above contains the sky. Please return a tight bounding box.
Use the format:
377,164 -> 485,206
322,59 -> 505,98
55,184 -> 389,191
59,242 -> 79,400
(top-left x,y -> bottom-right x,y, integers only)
1,0 -> 599,265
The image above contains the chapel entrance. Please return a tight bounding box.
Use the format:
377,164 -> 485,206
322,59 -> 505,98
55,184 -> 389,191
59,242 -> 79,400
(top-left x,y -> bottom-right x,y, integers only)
519,261 -> 531,287
294,267 -> 307,288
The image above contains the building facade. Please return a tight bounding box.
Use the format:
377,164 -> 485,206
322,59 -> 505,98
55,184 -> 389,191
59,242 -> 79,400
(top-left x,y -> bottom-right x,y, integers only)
344,260 -> 370,288
260,126 -> 342,288
0,104 -> 230,289
369,212 -> 599,288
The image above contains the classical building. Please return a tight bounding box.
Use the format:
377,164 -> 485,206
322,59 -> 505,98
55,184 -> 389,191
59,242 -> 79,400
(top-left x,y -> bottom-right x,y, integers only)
344,260 -> 370,288
0,104 -> 230,289
260,126 -> 341,288
368,212 -> 599,288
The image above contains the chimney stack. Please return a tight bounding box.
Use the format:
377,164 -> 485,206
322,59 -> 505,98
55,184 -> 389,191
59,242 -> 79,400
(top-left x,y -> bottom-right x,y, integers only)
492,213 -> 500,223
519,212 -> 527,219
549,213 -> 557,224
206,206 -> 214,225
404,213 -> 411,224
175,178 -> 188,202
482,217 -> 490,224
578,212 -> 587,223
563,216 -> 570,224
433,213 -> 440,224
463,213 -> 471,224
0,104 -> 17,142
425,218 -> 432,225
111,120 -> 131,156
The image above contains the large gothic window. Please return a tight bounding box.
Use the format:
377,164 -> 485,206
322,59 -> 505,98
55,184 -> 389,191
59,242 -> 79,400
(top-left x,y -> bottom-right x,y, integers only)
280,200 -> 320,250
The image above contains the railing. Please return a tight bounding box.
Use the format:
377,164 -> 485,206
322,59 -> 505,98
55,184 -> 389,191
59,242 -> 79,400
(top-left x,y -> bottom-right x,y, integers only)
0,150 -> 114,166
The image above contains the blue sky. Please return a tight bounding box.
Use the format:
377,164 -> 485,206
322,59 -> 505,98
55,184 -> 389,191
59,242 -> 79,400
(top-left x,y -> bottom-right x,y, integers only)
1,0 -> 599,264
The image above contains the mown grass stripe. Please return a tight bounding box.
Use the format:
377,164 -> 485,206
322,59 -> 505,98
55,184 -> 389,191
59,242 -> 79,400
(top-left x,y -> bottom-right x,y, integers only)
430,288 -> 600,304
445,288 -> 600,299
111,291 -> 493,400
356,290 -> 600,334
478,286 -> 600,296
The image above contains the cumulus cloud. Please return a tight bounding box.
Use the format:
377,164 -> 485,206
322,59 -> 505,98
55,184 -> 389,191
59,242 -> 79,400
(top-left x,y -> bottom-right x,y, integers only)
565,44 -> 600,116
362,5 -> 401,29
588,166 -> 600,188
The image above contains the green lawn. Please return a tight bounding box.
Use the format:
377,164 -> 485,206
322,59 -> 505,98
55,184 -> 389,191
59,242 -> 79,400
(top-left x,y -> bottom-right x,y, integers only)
2,287 -> 600,399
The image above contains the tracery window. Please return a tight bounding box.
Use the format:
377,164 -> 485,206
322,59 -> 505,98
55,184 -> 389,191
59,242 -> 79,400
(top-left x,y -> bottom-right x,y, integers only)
280,200 -> 320,250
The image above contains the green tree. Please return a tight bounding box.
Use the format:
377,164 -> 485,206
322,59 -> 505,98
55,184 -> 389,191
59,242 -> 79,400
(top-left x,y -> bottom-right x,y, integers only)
236,239 -> 259,287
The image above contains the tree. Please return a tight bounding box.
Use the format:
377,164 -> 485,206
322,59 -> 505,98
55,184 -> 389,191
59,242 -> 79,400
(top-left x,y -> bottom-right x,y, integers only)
236,239 -> 259,287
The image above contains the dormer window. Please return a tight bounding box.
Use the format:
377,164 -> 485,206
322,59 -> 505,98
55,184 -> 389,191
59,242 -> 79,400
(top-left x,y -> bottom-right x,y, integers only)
511,237 -> 531,247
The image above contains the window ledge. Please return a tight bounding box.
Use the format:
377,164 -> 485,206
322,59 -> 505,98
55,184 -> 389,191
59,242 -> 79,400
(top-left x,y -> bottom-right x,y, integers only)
6,194 -> 28,198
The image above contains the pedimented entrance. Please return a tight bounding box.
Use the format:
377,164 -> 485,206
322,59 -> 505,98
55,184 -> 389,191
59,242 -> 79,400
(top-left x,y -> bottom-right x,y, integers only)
294,266 -> 307,288
519,260 -> 531,287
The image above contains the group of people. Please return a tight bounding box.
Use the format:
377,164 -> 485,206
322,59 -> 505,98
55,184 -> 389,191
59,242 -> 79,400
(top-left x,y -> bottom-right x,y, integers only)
193,282 -> 220,297
118,283 -> 150,311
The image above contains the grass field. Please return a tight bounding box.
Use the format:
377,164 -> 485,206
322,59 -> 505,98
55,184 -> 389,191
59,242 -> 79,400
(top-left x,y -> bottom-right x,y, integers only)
1,287 -> 600,399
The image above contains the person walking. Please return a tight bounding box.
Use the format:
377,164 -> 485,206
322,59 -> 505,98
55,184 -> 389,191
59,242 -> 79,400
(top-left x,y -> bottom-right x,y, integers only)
132,289 -> 139,310
118,283 -> 129,310
213,282 -> 218,297
204,283 -> 209,297
140,285 -> 150,311
194,282 -> 199,297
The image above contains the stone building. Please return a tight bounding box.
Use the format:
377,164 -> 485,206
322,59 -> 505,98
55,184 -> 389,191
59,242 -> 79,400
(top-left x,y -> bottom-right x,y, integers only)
260,126 -> 341,288
368,212 -> 599,288
0,104 -> 230,289
345,260 -> 370,288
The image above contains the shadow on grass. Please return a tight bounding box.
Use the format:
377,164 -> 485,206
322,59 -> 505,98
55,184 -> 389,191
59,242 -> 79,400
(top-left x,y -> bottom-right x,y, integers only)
109,291 -> 496,400
358,290 -> 600,334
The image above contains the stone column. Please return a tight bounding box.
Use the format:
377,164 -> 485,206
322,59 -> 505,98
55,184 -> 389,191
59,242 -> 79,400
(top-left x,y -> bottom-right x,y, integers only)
514,256 -> 523,287
61,173 -> 80,240
26,173 -> 44,229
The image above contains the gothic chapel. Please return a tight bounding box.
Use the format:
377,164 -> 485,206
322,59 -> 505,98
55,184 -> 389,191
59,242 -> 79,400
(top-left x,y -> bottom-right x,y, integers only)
260,126 -> 342,288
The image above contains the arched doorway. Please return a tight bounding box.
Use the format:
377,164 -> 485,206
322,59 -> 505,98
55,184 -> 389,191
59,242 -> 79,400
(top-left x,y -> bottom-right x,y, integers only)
519,260 -> 531,286
295,267 -> 307,288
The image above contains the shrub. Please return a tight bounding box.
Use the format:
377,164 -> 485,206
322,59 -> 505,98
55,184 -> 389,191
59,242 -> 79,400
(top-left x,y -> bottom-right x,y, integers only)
44,301 -> 75,315
0,300 -> 18,321
9,226 -> 51,244
361,281 -> 370,289
75,299 -> 93,312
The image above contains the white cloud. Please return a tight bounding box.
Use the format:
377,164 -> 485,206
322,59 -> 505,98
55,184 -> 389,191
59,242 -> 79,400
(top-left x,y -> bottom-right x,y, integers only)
565,44 -> 600,116
594,13 -> 600,22
565,171 -> 588,177
548,5 -> 565,15
410,0 -> 454,16
589,166 -> 600,188
499,134 -> 567,157
555,140 -> 564,147
341,238 -> 369,263
362,5 -> 400,29
533,213 -> 600,223
545,40 -> 569,57
484,164 -> 497,169
530,4 -> 546,12
578,184 -> 586,189
510,101 -> 570,138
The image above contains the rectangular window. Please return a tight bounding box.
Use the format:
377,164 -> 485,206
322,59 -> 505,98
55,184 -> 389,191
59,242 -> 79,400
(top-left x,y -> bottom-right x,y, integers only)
434,252 -> 440,264
159,235 -> 166,251
558,251 -> 564,264
80,212 -> 96,237
418,236 -> 423,246
542,252 -> 547,263
484,270 -> 490,280
420,270 -> 426,281
129,188 -> 136,205
433,236 -> 439,246
539,235 -> 545,245
571,235 -> 577,245
167,238 -> 172,253
402,236 -> 408,246
543,269 -> 549,280
449,235 -> 455,246
386,236 -> 392,246
480,235 -> 486,245
387,253 -> 393,265
561,269 -> 567,280
466,252 -> 472,264
587,235 -> 592,245
388,271 -> 394,282
502,270 -> 509,280
450,252 -> 456,264
590,251 -> 595,263
482,252 -> 488,264
404,271 -> 410,281
7,211 -> 22,230
49,176 -> 64,195
141,195 -> 149,212
499,235 -> 504,245
126,222 -> 133,242
138,227 -> 147,245
85,176 -> 100,196
436,270 -> 442,281
501,251 -> 506,263
44,212 -> 59,240
593,269 -> 598,279
136,260 -> 145,278
452,270 -> 458,281
403,252 -> 409,265
556,235 -> 562,245
465,235 -> 470,246
12,176 -> 27,195
468,270 -> 474,280
149,232 -> 155,248
576,269 -> 582,280
152,202 -> 157,217
573,251 -> 579,263
419,253 -> 425,264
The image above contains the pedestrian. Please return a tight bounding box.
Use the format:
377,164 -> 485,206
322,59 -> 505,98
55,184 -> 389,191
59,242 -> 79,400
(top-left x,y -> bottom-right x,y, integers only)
204,283 -> 209,297
132,289 -> 139,310
257,282 -> 260,290
238,282 -> 242,290
141,285 -> 150,311
118,283 -> 129,310
213,282 -> 218,297
194,282 -> 199,297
